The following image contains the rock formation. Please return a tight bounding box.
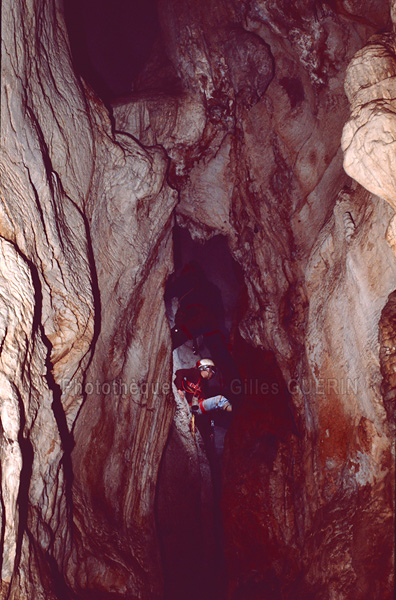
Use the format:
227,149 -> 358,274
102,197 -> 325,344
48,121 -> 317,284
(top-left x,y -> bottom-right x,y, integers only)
0,0 -> 395,599
1,0 -> 176,597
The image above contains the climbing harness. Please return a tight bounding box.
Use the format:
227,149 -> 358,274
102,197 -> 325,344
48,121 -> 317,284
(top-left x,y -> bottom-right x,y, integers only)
181,376 -> 203,435
181,375 -> 204,401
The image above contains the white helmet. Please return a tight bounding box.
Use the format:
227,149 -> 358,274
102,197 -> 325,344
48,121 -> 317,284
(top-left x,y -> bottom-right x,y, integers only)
196,358 -> 216,373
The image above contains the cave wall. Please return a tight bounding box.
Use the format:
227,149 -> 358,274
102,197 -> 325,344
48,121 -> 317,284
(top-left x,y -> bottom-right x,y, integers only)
1,0 -> 176,597
0,0 -> 395,599
114,1 -> 395,598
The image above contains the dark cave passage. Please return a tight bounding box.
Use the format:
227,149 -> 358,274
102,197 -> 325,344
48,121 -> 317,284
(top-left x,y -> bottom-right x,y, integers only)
158,225 -> 299,600
159,227 -> 243,600
166,224 -> 297,433
63,0 -> 160,100
221,338 -> 300,600
166,226 -> 243,403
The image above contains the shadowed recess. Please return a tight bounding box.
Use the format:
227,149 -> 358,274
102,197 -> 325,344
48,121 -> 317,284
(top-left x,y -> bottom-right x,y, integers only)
64,0 -> 160,100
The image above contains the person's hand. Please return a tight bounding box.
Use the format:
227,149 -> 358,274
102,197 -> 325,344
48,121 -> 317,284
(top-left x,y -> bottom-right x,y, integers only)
177,390 -> 185,399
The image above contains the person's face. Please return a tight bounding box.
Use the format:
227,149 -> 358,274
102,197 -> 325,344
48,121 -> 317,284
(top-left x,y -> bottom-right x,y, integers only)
201,368 -> 213,380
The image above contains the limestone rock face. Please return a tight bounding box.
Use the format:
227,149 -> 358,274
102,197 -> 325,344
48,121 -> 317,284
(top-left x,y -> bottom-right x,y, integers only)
1,0 -> 176,597
115,1 -> 395,598
342,33 -> 396,206
1,0 -> 395,599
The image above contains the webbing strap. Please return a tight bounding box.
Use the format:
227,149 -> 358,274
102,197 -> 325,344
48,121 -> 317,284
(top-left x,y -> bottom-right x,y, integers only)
182,375 -> 203,401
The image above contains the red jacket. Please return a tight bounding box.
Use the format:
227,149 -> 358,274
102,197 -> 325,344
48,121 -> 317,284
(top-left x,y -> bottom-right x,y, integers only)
174,368 -> 208,404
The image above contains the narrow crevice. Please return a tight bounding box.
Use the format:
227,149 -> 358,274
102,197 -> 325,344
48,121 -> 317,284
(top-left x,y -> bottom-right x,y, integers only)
160,223 -> 301,600
159,225 -> 247,600
24,250 -> 75,523
231,333 -> 299,440
43,551 -> 74,600
2,244 -> 43,598
8,386 -> 34,597
6,243 -> 76,597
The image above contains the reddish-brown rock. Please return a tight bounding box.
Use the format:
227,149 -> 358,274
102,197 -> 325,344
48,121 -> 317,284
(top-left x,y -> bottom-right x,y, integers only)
0,0 -> 395,598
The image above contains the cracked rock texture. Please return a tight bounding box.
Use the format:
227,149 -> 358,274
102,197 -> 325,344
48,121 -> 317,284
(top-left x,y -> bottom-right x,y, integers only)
1,0 -> 395,599
115,0 -> 395,598
1,0 -> 176,597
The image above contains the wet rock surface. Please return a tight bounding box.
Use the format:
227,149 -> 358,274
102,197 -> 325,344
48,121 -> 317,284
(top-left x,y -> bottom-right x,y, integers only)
1,0 -> 395,599
116,1 -> 396,597
1,0 -> 176,597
